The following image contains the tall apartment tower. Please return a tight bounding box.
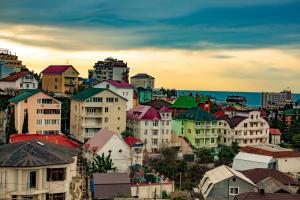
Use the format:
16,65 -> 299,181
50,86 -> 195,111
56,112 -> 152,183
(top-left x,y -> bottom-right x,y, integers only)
0,49 -> 25,78
261,90 -> 293,109
88,57 -> 130,83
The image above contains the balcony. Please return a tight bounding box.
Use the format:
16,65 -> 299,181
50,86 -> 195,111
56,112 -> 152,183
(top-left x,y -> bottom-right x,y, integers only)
85,112 -> 103,117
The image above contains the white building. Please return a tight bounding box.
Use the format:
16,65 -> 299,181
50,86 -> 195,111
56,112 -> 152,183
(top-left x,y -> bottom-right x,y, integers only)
127,105 -> 172,153
238,144 -> 300,175
199,165 -> 257,200
130,73 -> 155,90
93,80 -> 134,111
233,152 -> 277,171
218,110 -> 270,147
262,90 -> 293,109
84,128 -> 131,172
0,71 -> 38,91
0,140 -> 83,200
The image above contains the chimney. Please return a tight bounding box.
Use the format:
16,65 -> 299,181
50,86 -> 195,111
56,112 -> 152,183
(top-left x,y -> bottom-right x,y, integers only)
259,189 -> 265,195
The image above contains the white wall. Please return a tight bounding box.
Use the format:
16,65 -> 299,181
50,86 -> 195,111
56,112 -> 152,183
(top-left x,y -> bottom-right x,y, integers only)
131,182 -> 174,198
276,157 -> 300,174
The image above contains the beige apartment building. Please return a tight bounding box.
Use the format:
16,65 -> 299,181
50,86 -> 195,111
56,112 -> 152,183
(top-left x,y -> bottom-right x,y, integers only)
9,90 -> 61,135
70,88 -> 127,142
0,140 -> 82,200
130,73 -> 155,90
41,65 -> 79,97
218,110 -> 270,147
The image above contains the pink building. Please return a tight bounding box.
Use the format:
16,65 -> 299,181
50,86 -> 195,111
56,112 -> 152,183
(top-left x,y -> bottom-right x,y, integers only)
9,90 -> 61,134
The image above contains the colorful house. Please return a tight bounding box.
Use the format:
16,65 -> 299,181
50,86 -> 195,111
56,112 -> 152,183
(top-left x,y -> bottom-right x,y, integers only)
70,88 -> 127,141
0,70 -> 38,91
269,128 -> 281,145
126,105 -> 172,152
9,90 -> 61,135
172,107 -> 219,149
41,65 -> 79,96
171,94 -> 210,116
136,87 -> 153,104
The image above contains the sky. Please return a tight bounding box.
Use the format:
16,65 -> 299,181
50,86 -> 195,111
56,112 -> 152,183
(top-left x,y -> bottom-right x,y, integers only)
1,0 -> 300,92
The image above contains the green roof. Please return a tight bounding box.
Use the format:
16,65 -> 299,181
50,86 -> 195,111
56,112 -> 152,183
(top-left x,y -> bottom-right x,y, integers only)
171,96 -> 208,109
9,90 -> 40,103
175,107 -> 217,121
71,88 -> 106,100
283,108 -> 300,116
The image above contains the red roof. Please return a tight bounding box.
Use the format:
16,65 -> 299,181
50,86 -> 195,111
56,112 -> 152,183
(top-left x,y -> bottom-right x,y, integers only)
127,105 -> 161,120
124,136 -> 142,147
0,71 -> 30,82
214,110 -> 225,118
41,65 -> 79,75
269,128 -> 281,135
159,106 -> 172,113
240,146 -> 300,158
10,134 -> 80,148
105,80 -> 133,89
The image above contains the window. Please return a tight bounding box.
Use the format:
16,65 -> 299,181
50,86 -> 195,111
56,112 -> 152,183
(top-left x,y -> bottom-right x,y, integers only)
211,138 -> 215,143
144,130 -> 147,135
152,139 -> 158,145
37,99 -> 53,104
20,83 -> 23,87
46,193 -> 66,200
162,121 -> 164,126
162,130 -> 165,134
224,138 -> 226,143
153,120 -> 158,126
105,107 -> 109,112
24,99 -> 27,103
145,121 -> 148,126
106,97 -> 114,102
229,187 -> 239,195
166,130 -> 169,134
166,121 -> 170,126
47,168 -> 66,181
244,123 -> 248,128
29,171 -> 36,188
37,119 -> 43,125
153,130 -> 158,135
105,117 -> 108,123
93,97 -> 102,102
188,129 -> 191,133
54,78 -> 58,82
54,85 -> 58,89
114,98 -> 118,102
43,130 -> 60,135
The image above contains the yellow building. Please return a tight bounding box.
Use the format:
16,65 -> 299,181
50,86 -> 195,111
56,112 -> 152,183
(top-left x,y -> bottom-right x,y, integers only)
9,90 -> 61,134
41,65 -> 79,96
70,88 -> 127,142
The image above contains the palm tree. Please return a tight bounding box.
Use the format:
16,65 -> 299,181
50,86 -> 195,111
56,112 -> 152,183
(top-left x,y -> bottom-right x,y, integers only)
88,153 -> 115,174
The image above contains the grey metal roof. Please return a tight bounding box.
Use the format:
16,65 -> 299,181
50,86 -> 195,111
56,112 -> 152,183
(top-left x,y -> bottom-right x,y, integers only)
0,140 -> 80,167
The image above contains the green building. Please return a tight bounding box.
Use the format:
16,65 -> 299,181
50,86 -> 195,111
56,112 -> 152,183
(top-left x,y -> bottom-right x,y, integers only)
172,107 -> 219,149
137,87 -> 153,103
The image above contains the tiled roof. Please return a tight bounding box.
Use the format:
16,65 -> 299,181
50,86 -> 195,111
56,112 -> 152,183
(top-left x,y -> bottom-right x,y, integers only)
235,192 -> 300,200
131,73 -> 154,79
218,115 -> 247,128
214,110 -> 225,118
143,99 -> 172,110
171,96 -> 208,109
71,88 -> 105,100
127,105 -> 161,120
175,107 -> 217,122
269,128 -> 281,135
41,65 -> 79,75
8,90 -> 40,103
240,146 -> 300,158
160,106 -> 172,113
84,129 -> 127,153
0,71 -> 30,82
10,134 -> 80,148
241,168 -> 299,185
0,140 -> 79,167
124,136 -> 142,147
105,80 -> 133,89
93,173 -> 131,199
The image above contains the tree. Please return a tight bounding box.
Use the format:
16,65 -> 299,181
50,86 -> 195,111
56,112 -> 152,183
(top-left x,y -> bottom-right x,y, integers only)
21,111 -> 28,133
194,148 -> 214,163
88,153 -> 115,174
121,130 -> 134,139
217,146 -> 236,165
6,106 -> 17,143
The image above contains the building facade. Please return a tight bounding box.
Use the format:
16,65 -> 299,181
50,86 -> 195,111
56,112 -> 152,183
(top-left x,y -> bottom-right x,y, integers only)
93,80 -> 134,111
126,105 -> 172,152
136,87 -> 153,104
70,88 -> 127,141
9,90 -> 61,135
0,140 -> 82,200
88,58 -> 130,82
130,73 -> 155,90
0,71 -> 38,91
261,90 -> 293,109
172,107 -> 219,149
218,110 -> 270,147
0,49 -> 25,78
41,65 -> 79,96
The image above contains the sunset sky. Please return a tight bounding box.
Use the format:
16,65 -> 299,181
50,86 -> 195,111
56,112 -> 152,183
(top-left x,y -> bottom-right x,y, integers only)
1,0 -> 300,92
